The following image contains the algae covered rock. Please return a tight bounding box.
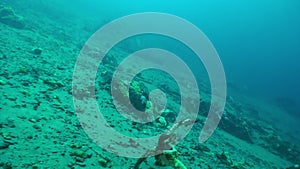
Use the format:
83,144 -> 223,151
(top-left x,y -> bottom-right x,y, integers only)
0,5 -> 25,29
129,80 -> 149,111
155,148 -> 187,169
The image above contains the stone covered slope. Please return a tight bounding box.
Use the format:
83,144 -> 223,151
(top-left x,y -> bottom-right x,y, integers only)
0,2 -> 299,169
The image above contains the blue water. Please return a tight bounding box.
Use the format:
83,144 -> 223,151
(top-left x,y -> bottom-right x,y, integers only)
87,0 -> 300,116
66,0 -> 300,105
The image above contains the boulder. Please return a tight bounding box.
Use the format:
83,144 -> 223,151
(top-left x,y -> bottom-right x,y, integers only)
0,5 -> 25,29
129,80 -> 149,111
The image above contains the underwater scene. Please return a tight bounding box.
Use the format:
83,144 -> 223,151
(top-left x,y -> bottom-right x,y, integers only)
0,0 -> 300,168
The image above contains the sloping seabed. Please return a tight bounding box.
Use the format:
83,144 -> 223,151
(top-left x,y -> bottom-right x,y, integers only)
0,1 -> 299,169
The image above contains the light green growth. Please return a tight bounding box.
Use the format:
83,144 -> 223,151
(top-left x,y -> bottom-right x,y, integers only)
0,79 -> 6,85
156,148 -> 187,169
130,81 -> 142,94
18,66 -> 27,73
71,150 -> 85,157
174,159 -> 187,169
98,158 -> 109,167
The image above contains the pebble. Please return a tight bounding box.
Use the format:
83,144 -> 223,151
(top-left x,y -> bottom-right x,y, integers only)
17,116 -> 27,120
31,48 -> 43,55
29,118 -> 37,123
3,139 -> 16,145
32,165 -> 39,169
0,138 -> 9,149
98,159 -> 108,167
0,80 -> 6,85
32,124 -> 41,130
75,162 -> 86,167
74,157 -> 85,163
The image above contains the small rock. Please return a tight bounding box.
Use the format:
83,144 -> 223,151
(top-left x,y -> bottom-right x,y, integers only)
0,144 -> 9,149
157,116 -> 167,126
32,164 -> 39,169
32,124 -> 41,130
17,116 -> 27,120
67,162 -> 74,168
0,138 -> 9,149
2,132 -> 12,140
0,162 -> 12,169
7,96 -> 17,101
31,48 -> 42,55
0,79 -> 6,85
69,143 -> 82,149
74,157 -> 85,163
27,135 -> 33,139
57,65 -> 65,70
70,150 -> 85,158
5,118 -> 15,128
29,118 -> 37,123
3,139 -> 16,145
75,162 -> 86,167
98,158 -> 108,167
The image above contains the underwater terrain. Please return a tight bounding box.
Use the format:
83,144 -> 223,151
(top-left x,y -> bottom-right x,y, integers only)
0,1 -> 300,169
